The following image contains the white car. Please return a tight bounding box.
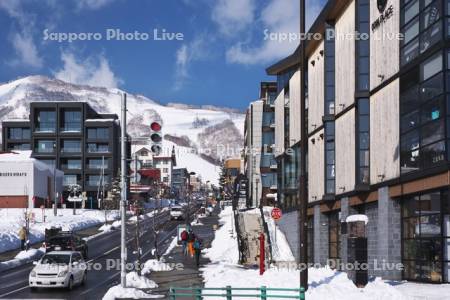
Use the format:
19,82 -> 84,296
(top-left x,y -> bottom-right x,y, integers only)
170,205 -> 184,220
29,251 -> 87,291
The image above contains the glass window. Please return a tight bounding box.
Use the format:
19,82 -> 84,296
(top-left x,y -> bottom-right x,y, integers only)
87,128 -> 109,139
35,110 -> 56,132
87,143 -> 109,153
35,140 -> 55,153
88,158 -> 108,169
62,159 -> 81,170
8,128 -> 30,140
422,53 -> 443,81
63,174 -> 78,186
402,190 -> 448,283
62,110 -> 81,132
405,0 -> 420,24
62,140 -> 81,153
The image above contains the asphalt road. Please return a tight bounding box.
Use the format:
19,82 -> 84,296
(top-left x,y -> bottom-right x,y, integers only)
0,209 -> 186,300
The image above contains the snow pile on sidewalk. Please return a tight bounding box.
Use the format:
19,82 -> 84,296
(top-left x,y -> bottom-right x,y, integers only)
142,259 -> 174,274
0,248 -> 44,270
99,220 -> 122,232
201,206 -> 439,300
0,208 -> 119,253
103,272 -> 161,299
262,207 -> 295,262
163,236 -> 179,257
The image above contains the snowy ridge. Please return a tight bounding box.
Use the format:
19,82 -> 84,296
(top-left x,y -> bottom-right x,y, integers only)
0,76 -> 245,184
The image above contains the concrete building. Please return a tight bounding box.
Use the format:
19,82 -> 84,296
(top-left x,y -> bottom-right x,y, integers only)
172,168 -> 189,199
244,82 -> 278,207
153,150 -> 176,187
0,151 -> 63,208
2,102 -> 122,208
263,0 -> 450,283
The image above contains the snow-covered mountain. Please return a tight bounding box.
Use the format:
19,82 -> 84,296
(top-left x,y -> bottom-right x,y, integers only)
0,76 -> 245,184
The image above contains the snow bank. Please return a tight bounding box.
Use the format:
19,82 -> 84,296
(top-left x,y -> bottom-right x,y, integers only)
346,214 -> 369,225
102,285 -> 162,300
202,206 -> 442,300
125,272 -> 158,289
0,248 -> 44,271
142,259 -> 174,274
262,207 -> 295,262
0,208 -> 119,253
203,206 -> 239,264
163,236 -> 179,257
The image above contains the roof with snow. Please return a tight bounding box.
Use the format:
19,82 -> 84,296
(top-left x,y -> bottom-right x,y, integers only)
0,151 -> 62,174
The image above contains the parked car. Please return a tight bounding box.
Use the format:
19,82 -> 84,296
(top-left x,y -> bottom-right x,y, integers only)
43,228 -> 88,259
29,251 -> 87,291
170,205 -> 184,220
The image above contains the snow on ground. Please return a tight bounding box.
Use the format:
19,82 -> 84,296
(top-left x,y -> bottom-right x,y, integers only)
142,259 -> 174,275
102,272 -> 162,299
202,206 -> 450,300
0,248 -> 44,270
163,236 -> 179,257
262,207 -> 296,262
0,208 -> 119,253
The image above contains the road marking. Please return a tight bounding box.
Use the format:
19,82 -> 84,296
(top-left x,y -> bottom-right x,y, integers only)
0,284 -> 29,298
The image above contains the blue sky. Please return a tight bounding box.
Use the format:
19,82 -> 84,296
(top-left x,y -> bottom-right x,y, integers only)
0,0 -> 325,110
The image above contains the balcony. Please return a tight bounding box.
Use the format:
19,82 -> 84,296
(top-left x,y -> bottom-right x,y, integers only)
35,123 -> 56,133
60,124 -> 81,133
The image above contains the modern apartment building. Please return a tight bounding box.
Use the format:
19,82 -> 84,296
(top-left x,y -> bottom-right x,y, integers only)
2,102 -> 121,208
244,82 -> 278,207
263,0 -> 450,283
172,168 -> 189,199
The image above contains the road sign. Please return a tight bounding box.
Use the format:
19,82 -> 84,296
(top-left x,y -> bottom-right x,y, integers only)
130,160 -> 142,171
67,196 -> 83,202
271,207 -> 282,221
131,172 -> 141,184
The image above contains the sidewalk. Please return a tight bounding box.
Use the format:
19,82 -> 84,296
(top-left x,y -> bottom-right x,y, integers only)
148,209 -> 220,297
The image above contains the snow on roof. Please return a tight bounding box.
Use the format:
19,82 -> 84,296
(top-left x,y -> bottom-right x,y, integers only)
346,214 -> 369,224
0,151 -> 62,174
85,118 -> 115,122
2,119 -> 28,122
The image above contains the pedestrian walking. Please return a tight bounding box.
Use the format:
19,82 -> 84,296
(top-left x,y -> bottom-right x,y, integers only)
18,226 -> 27,251
193,238 -> 202,267
181,229 -> 189,255
187,229 -> 196,257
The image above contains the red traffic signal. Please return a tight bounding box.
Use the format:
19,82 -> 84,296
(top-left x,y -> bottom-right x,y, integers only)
150,122 -> 161,132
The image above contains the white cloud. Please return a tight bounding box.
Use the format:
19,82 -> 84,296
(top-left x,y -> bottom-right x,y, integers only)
11,33 -> 43,68
54,52 -> 122,89
174,36 -> 212,90
76,0 -> 115,10
0,0 -> 44,68
225,0 -> 323,65
211,0 -> 256,37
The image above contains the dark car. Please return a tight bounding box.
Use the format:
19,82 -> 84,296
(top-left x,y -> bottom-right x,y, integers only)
43,229 -> 88,259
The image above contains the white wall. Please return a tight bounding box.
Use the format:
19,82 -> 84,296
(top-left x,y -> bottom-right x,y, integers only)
335,0 -> 355,114
308,129 -> 324,203
274,90 -> 285,157
289,69 -> 301,146
370,0 -> 400,90
308,41 -> 325,133
370,79 -> 400,184
335,109 -> 355,194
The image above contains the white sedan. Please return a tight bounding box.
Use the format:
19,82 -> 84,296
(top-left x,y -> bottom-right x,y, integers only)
29,251 -> 87,291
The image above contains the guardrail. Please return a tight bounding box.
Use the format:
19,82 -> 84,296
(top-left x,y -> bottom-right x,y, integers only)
169,286 -> 305,299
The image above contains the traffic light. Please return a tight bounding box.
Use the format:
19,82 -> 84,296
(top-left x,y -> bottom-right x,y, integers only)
150,121 -> 162,155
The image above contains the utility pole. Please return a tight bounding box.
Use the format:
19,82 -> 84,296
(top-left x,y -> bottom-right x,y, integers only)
120,92 -> 128,288
299,0 -> 309,291
53,157 -> 57,216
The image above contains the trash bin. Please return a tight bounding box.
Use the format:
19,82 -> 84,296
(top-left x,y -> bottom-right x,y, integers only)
346,215 -> 368,287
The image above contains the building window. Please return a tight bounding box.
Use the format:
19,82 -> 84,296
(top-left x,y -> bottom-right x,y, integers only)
87,128 -> 109,139
62,140 -> 81,153
401,0 -> 442,66
35,140 -> 55,153
261,173 -> 277,188
356,0 -> 370,91
324,22 -> 335,115
8,143 -> 30,151
35,110 -> 56,133
262,111 -> 275,127
325,122 -> 335,194
163,168 -> 169,173
262,131 -> 275,147
61,159 -> 81,170
357,98 -> 370,184
163,177 -> 169,183
140,150 -> 149,157
329,212 -> 341,267
87,143 -> 109,153
400,51 -> 446,174
87,158 -> 108,169
402,190 -> 450,283
277,67 -> 296,93
61,110 -> 81,132
87,175 -> 110,187
8,128 -> 30,140
63,174 -> 78,186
